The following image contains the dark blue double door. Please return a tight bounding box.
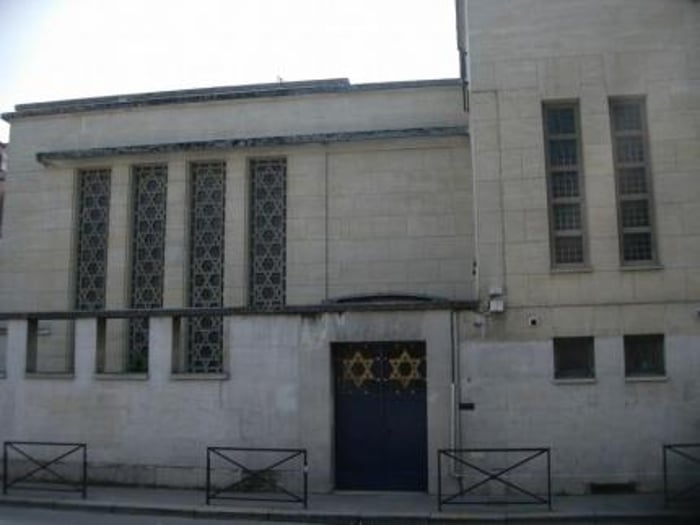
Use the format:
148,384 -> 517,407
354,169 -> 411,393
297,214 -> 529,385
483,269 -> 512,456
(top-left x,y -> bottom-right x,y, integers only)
333,341 -> 427,491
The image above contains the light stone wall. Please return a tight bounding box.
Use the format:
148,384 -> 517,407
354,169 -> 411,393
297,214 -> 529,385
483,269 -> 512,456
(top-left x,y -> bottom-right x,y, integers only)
0,310 -> 453,492
460,333 -> 700,493
465,0 -> 700,330
0,85 -> 473,317
459,0 -> 700,493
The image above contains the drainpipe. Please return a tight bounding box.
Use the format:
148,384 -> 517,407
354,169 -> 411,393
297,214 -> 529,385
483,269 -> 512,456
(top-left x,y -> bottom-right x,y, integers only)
449,309 -> 463,476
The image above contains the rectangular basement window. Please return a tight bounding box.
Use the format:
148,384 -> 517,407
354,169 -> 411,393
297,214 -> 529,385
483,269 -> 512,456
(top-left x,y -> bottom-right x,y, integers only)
624,334 -> 665,378
553,337 -> 595,380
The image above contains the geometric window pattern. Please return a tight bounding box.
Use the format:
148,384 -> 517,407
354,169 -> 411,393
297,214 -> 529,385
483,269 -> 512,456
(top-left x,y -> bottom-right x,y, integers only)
543,103 -> 587,266
609,98 -> 657,264
75,169 -> 111,311
127,164 -> 167,373
187,161 -> 225,373
249,158 -> 286,310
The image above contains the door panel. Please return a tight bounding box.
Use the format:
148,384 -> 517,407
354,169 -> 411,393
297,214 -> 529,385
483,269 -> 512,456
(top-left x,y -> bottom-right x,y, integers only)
333,341 -> 427,491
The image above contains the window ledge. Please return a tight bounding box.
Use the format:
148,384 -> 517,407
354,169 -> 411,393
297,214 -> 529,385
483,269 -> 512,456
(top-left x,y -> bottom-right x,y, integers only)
171,373 -> 229,381
25,372 -> 75,380
550,266 -> 593,275
553,378 -> 597,385
620,264 -> 663,272
95,373 -> 149,381
625,375 -> 668,383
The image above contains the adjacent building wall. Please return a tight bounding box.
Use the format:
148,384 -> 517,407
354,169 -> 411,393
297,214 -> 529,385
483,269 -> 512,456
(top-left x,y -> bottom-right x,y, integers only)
462,0 -> 700,492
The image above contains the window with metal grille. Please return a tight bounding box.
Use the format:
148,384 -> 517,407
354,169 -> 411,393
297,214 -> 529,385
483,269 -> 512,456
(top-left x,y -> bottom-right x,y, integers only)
609,98 -> 657,264
187,161 -> 225,373
249,158 -> 286,310
543,103 -> 587,267
553,337 -> 595,379
624,334 -> 665,377
75,169 -> 111,311
127,164 -> 167,373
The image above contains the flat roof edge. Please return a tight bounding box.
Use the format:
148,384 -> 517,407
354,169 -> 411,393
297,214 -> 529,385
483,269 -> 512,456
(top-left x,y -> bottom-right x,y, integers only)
0,300 -> 479,320
3,78 -> 463,122
36,126 -> 470,165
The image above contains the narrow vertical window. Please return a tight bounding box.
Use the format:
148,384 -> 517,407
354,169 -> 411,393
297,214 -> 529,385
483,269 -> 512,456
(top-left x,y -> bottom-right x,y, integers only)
543,103 -> 587,267
249,158 -> 286,310
609,98 -> 657,264
127,164 -> 167,373
187,161 -> 225,373
75,169 -> 111,310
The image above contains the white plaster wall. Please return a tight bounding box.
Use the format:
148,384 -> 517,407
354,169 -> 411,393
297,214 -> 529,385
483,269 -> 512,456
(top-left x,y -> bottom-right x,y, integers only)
460,334 -> 700,493
0,310 -> 453,492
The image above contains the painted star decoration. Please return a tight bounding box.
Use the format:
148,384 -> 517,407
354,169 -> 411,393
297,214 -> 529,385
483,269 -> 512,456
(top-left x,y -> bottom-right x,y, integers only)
343,351 -> 375,389
388,349 -> 423,389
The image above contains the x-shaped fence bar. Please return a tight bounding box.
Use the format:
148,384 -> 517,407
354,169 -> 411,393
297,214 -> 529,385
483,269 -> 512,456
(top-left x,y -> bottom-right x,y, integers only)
438,448 -> 551,511
663,443 -> 700,508
206,447 -> 308,508
3,441 -> 87,498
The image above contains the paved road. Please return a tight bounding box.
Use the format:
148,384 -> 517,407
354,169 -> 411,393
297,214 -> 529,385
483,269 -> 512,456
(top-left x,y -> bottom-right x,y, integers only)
0,507 -> 313,525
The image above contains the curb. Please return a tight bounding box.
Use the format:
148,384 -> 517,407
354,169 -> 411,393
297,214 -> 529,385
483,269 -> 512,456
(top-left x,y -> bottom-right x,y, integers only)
1,495 -> 699,524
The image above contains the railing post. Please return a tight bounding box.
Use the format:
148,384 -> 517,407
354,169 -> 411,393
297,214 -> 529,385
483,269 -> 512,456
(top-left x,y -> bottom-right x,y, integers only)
2,442 -> 7,494
149,316 -> 173,384
546,448 -> 552,510
437,449 -> 443,511
75,318 -> 98,384
6,319 -> 29,380
663,445 -> 668,509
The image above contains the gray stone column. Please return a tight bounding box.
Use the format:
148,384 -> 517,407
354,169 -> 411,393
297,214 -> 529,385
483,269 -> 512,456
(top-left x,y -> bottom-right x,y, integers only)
149,316 -> 173,385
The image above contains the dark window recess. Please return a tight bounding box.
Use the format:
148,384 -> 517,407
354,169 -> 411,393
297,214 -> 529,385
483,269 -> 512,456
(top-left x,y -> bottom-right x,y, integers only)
609,98 -> 657,265
624,334 -> 665,377
553,337 -> 595,379
543,103 -> 587,267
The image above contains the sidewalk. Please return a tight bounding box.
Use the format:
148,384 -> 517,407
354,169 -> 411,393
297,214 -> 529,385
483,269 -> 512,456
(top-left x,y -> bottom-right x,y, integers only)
0,485 -> 698,524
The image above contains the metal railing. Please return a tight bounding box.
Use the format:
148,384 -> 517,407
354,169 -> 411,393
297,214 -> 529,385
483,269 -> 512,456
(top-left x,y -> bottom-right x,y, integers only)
3,441 -> 87,498
663,443 -> 700,508
206,447 -> 308,508
438,447 -> 551,510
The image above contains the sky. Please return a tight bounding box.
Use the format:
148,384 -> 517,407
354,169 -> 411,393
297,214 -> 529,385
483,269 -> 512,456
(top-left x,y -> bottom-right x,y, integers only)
0,0 -> 458,142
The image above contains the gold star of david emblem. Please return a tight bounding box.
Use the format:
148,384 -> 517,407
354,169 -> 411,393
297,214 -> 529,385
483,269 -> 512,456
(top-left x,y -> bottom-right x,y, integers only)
388,349 -> 422,389
342,351 -> 375,389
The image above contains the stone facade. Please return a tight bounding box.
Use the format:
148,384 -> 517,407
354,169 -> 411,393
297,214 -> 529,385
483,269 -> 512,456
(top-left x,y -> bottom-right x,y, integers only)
0,0 -> 698,496
461,0 -> 700,493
